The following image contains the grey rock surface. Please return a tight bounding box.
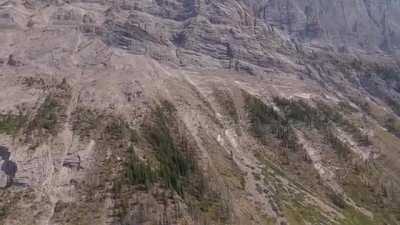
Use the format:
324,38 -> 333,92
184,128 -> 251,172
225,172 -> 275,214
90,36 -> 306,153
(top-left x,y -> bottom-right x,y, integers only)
0,162 -> 8,188
251,0 -> 400,54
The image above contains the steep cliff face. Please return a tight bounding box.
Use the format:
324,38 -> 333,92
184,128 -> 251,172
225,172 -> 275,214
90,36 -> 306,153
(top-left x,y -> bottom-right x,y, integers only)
0,0 -> 400,225
251,0 -> 400,54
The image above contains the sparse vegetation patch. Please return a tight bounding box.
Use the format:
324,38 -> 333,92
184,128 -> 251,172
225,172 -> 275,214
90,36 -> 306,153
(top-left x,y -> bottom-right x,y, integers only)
324,129 -> 351,159
0,114 -> 26,136
273,97 -> 371,148
213,89 -> 239,123
243,92 -> 299,151
143,100 -> 195,194
34,96 -> 60,131
125,145 -> 157,189
26,80 -> 72,137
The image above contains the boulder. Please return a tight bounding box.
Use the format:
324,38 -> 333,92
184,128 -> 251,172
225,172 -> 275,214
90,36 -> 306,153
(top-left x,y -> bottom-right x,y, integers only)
62,154 -> 81,170
0,145 -> 10,161
0,162 -> 8,188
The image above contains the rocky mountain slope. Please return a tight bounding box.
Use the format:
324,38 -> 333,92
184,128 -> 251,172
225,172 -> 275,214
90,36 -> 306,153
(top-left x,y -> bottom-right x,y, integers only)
251,0 -> 400,54
0,0 -> 400,225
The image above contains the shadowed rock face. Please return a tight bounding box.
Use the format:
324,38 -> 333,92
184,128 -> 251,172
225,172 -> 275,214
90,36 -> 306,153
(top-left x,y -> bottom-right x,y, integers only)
0,145 -> 10,161
152,0 -> 198,21
0,145 -> 17,188
1,160 -> 17,178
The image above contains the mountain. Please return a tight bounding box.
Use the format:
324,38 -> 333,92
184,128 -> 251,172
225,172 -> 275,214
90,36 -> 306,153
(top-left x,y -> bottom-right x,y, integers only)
0,0 -> 400,224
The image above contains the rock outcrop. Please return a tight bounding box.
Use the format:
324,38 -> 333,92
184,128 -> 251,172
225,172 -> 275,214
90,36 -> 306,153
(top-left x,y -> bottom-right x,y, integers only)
252,0 -> 400,54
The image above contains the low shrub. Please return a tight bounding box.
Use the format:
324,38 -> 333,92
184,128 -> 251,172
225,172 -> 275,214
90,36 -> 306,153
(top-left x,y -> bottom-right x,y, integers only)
125,145 -> 156,189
